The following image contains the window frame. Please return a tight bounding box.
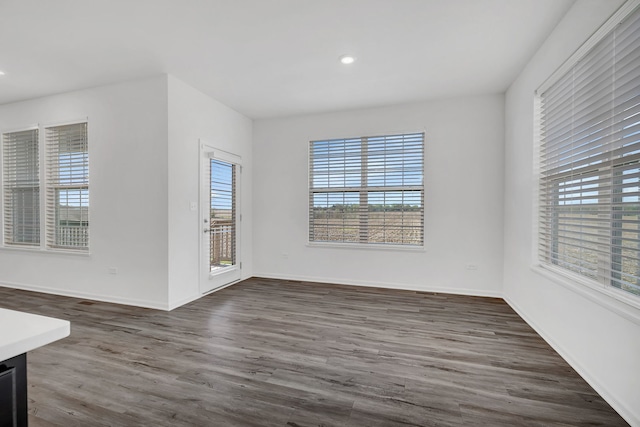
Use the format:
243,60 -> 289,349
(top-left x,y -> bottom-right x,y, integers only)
308,132 -> 425,249
0,118 -> 90,254
534,0 -> 640,309
45,121 -> 90,251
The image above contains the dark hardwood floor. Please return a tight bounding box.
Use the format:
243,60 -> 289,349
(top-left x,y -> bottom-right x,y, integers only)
0,278 -> 628,426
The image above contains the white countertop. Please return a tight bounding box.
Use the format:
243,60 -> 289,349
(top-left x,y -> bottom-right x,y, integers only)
0,308 -> 70,361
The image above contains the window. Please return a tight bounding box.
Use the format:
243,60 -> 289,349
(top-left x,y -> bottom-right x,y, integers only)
1,121 -> 88,252
2,129 -> 40,246
537,4 -> 640,297
46,123 -> 89,250
309,132 -> 424,246
208,158 -> 237,270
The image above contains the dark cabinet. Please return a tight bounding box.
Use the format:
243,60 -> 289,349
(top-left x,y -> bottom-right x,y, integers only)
0,353 -> 27,427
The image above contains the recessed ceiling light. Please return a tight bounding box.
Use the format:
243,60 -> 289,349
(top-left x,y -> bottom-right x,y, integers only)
0,71 -> 5,76
339,55 -> 356,65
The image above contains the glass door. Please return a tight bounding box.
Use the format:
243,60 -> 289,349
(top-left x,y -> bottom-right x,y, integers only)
200,145 -> 241,294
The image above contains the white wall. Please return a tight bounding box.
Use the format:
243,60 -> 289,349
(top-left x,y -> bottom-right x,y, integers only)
503,1 -> 640,425
167,75 -> 253,309
0,74 -> 254,311
0,76 -> 170,309
253,95 -> 505,296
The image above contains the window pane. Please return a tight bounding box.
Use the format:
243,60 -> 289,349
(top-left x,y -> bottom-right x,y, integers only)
612,166 -> 640,295
55,189 -> 89,247
368,191 -> 423,245
367,133 -> 424,187
311,192 -> 360,242
311,138 -> 362,188
9,188 -> 40,244
2,129 -> 40,246
550,198 -> 603,280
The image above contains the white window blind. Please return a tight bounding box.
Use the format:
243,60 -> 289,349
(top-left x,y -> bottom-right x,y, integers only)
2,129 -> 40,246
46,122 -> 89,250
538,4 -> 640,297
208,158 -> 237,269
309,132 -> 424,246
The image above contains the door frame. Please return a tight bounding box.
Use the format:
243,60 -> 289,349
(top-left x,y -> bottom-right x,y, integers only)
198,140 -> 242,295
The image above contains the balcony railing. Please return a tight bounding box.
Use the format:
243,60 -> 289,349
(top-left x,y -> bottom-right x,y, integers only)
210,219 -> 234,269
56,225 -> 89,248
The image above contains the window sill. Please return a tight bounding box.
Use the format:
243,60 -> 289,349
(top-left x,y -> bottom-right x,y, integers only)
531,263 -> 640,325
307,241 -> 426,252
0,246 -> 91,257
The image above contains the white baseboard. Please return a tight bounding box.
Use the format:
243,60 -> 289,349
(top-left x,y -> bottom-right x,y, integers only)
504,297 -> 638,427
168,277 -> 248,310
0,280 -> 170,311
167,293 -> 201,311
1,277 -> 250,313
252,271 -> 502,298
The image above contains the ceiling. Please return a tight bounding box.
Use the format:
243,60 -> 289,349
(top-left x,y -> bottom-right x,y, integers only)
0,0 -> 575,119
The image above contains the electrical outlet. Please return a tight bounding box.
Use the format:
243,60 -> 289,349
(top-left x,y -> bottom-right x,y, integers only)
466,264 -> 478,270
108,267 -> 118,275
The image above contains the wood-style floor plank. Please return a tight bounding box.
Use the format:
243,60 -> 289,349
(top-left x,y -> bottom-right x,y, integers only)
0,277 -> 628,426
